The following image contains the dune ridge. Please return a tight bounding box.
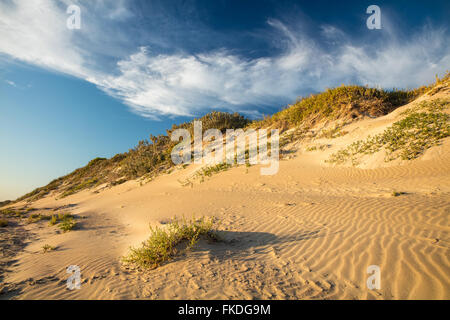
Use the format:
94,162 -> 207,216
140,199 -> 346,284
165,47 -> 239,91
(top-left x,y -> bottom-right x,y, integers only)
0,81 -> 449,300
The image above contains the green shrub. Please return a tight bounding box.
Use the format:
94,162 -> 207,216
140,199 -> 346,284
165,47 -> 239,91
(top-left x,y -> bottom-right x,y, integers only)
123,216 -> 218,269
42,244 -> 56,253
47,213 -> 74,227
59,217 -> 77,232
28,213 -> 46,223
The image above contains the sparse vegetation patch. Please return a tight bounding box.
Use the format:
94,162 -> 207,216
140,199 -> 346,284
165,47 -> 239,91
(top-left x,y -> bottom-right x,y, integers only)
123,216 -> 218,269
42,244 -> 56,253
319,125 -> 348,139
327,100 -> 450,165
196,162 -> 232,178
58,216 -> 77,232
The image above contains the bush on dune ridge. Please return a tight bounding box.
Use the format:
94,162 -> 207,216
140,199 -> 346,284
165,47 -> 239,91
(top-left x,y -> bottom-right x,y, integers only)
253,71 -> 449,129
257,85 -> 430,128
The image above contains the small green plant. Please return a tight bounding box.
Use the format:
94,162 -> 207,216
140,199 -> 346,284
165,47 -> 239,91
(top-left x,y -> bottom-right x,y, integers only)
47,213 -> 74,227
48,215 -> 58,226
58,213 -> 72,220
1,208 -> 23,218
0,219 -> 8,227
391,191 -> 407,197
42,244 -> 56,253
123,216 -> 218,269
196,162 -> 232,178
306,144 -> 329,152
59,217 -> 77,232
27,213 -> 51,223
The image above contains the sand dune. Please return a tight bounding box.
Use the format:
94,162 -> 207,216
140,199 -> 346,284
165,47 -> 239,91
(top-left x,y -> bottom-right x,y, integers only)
1,93 -> 449,300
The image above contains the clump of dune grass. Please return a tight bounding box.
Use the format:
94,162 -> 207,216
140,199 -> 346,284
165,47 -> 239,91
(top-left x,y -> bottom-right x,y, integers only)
48,215 -> 58,226
305,146 -> 317,152
319,125 -> 348,139
0,219 -> 8,227
327,100 -> 450,165
123,216 -> 218,269
58,216 -> 77,232
42,244 -> 56,253
47,213 -> 73,227
306,144 -> 329,152
196,162 -> 232,178
1,208 -> 24,218
27,213 -> 52,224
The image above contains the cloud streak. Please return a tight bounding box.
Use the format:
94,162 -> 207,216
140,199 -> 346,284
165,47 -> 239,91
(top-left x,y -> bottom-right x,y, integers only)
0,1 -> 449,119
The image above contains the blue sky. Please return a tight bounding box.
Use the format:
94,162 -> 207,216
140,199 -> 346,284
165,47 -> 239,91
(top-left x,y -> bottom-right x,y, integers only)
1,0 -> 449,200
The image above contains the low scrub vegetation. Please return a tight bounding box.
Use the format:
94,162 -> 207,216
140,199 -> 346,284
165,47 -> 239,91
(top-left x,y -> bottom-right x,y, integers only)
48,213 -> 73,226
0,208 -> 24,218
27,213 -> 52,224
58,216 -> 77,232
327,100 -> 450,165
306,144 -> 329,152
123,216 -> 218,269
17,112 -> 249,202
256,85 -> 428,129
0,208 -> 78,232
196,162 -> 232,178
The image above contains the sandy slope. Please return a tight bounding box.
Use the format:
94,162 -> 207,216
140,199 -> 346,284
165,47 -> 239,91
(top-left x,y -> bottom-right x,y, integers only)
1,94 -> 449,300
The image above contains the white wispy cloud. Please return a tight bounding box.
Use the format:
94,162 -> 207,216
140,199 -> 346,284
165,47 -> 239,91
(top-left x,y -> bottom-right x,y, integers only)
5,80 -> 16,87
0,0 -> 87,77
0,1 -> 448,119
